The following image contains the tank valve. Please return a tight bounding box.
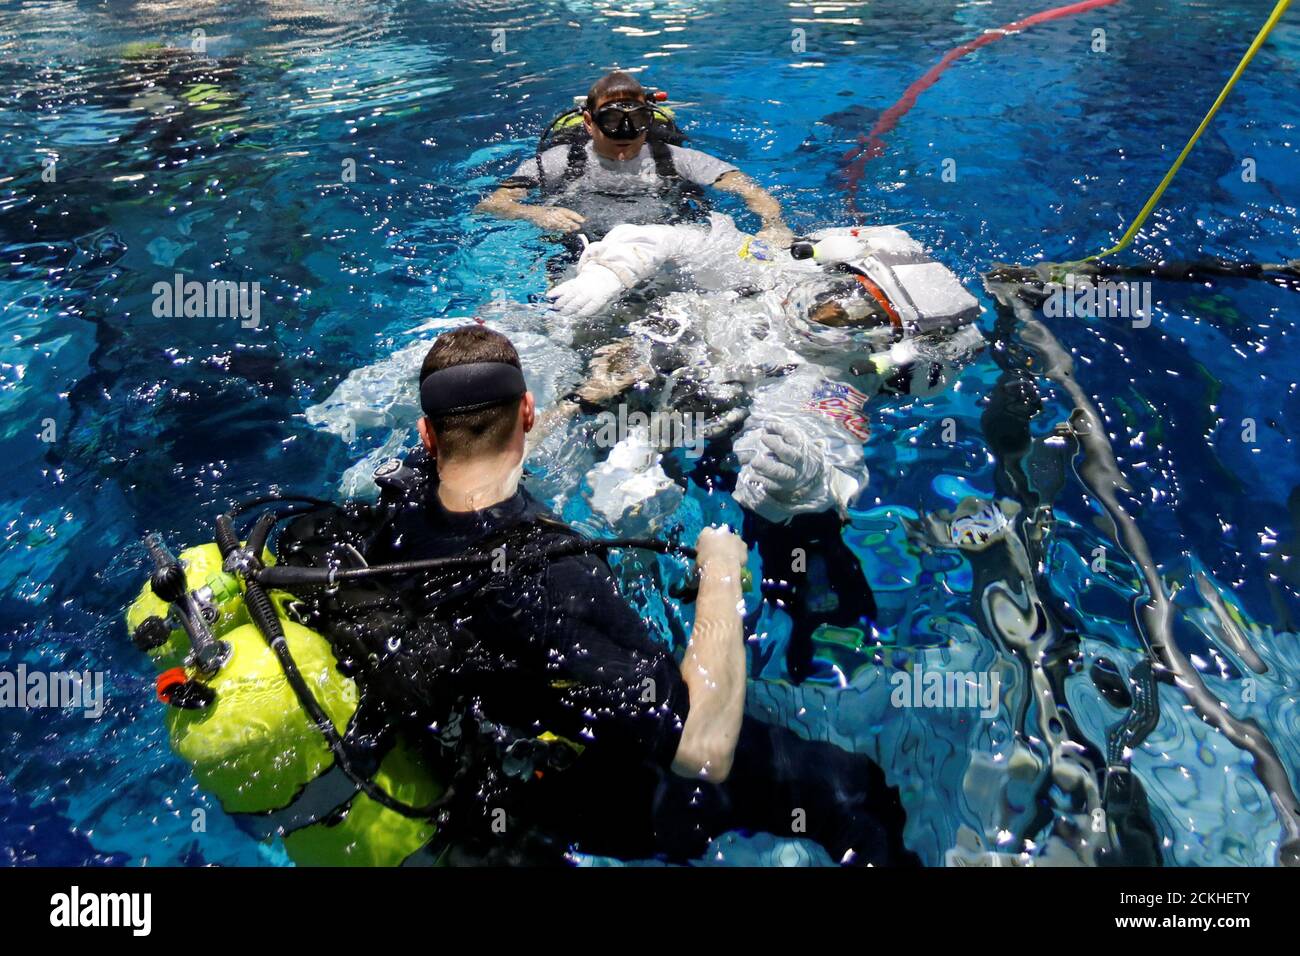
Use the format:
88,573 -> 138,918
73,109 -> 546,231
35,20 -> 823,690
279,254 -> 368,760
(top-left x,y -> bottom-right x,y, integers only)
132,615 -> 171,653
143,533 -> 230,676
156,668 -> 216,710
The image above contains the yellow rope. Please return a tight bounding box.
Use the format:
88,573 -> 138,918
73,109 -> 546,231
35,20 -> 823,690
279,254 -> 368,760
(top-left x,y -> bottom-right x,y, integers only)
1085,0 -> 1292,262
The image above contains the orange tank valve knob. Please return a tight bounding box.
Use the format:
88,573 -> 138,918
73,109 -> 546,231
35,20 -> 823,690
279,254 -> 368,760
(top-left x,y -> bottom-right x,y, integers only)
155,668 -> 216,710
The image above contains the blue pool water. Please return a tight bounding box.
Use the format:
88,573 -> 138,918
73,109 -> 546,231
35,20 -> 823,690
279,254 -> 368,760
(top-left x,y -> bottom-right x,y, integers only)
1,0 -> 1298,866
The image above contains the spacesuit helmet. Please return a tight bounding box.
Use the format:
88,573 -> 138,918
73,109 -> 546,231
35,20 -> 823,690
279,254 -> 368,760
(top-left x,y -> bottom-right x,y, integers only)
800,272 -> 898,330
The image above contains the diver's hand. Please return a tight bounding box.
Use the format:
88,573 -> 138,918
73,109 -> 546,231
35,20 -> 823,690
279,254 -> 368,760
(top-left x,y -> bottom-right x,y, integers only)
526,206 -> 587,233
734,421 -> 824,508
694,525 -> 748,578
575,340 -> 656,403
533,340 -> 655,449
756,222 -> 794,248
548,264 -> 627,318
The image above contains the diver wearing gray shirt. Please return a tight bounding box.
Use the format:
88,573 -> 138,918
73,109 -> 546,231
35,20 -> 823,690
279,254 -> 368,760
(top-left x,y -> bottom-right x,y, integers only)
477,70 -> 790,244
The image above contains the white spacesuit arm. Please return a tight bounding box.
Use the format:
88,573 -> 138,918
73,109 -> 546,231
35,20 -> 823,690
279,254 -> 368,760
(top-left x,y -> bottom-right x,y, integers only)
547,219 -> 746,317
578,221 -> 714,287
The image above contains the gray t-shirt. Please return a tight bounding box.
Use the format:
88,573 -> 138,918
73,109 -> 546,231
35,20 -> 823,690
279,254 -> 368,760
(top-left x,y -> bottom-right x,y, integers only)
501,141 -> 738,237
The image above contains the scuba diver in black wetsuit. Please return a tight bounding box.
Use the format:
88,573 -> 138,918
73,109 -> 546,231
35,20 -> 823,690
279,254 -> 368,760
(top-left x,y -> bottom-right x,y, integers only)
296,324 -> 915,865
475,71 -> 791,249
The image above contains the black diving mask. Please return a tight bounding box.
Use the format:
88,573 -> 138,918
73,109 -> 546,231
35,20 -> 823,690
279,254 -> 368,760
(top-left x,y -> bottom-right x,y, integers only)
592,102 -> 653,141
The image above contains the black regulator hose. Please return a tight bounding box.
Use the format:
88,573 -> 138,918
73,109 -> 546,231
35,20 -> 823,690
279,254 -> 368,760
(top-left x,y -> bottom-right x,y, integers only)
255,536 -> 696,588
228,493 -> 336,519
245,511 -> 277,559
213,512 -> 240,557
215,508 -> 454,820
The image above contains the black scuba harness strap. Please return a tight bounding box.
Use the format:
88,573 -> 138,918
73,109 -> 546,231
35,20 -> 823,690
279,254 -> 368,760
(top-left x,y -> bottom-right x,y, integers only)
257,532 -> 698,589
561,139 -> 584,188
553,137 -> 707,215
559,136 -> 678,184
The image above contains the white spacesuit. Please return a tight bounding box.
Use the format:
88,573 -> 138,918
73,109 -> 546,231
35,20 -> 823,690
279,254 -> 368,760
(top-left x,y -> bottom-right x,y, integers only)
547,213 -> 984,522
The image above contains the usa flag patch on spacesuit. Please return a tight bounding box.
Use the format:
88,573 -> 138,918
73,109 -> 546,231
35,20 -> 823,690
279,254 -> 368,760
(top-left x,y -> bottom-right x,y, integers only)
806,381 -> 871,441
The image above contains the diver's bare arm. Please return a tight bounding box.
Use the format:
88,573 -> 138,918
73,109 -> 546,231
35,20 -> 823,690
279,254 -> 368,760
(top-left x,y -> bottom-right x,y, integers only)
527,398 -> 582,453
525,339 -> 656,453
476,186 -> 586,232
475,185 -> 534,221
713,171 -> 790,241
671,529 -> 747,783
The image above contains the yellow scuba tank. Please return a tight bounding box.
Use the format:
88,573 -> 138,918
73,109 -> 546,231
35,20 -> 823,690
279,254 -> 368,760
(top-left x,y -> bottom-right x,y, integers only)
127,539 -> 442,866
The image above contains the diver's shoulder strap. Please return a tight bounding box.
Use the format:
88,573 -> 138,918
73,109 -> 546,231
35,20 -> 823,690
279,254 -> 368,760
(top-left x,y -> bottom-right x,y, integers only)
649,139 -> 708,213
561,140 -> 588,188
649,137 -> 680,181
277,498 -> 395,572
470,510 -> 585,585
396,508 -> 586,615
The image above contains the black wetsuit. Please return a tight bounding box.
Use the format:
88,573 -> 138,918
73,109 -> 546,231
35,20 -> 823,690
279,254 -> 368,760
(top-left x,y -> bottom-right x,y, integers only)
748,510 -> 879,684
365,449 -> 915,866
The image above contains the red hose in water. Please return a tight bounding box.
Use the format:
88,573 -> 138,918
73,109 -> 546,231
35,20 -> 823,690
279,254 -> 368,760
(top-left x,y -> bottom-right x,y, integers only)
841,0 -> 1122,211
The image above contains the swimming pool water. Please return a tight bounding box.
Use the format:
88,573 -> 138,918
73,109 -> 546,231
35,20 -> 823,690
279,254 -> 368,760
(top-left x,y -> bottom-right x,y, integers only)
1,0 -> 1297,866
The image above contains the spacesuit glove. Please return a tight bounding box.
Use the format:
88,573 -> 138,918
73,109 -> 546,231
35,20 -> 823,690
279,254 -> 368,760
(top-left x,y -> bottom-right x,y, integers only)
734,421 -> 827,515
546,263 -> 626,318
